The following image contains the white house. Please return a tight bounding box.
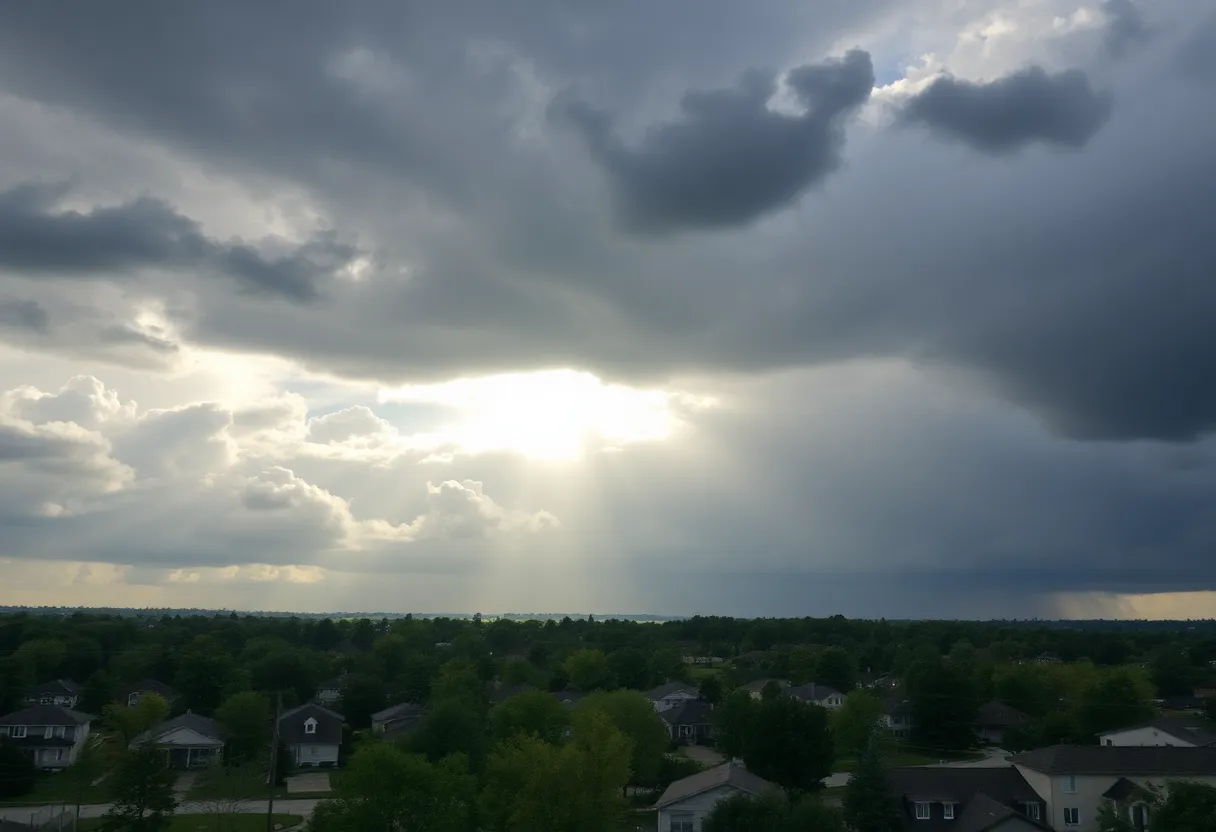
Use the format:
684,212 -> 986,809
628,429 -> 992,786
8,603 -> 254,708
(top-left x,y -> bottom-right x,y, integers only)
314,676 -> 346,706
653,760 -> 776,832
1098,717 -> 1216,748
132,712 -> 226,769
644,682 -> 700,713
0,705 -> 94,770
279,703 -> 343,767
1011,744 -> 1216,832
739,679 -> 789,700
788,682 -> 843,709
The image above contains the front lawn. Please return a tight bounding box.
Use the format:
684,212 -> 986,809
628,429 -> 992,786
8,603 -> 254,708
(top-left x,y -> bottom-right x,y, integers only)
0,771 -> 110,807
832,747 -> 981,773
80,814 -> 303,831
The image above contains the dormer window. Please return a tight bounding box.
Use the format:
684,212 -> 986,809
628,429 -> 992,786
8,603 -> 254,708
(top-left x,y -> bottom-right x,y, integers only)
915,802 -> 931,820
40,695 -> 52,705
304,717 -> 317,735
943,803 -> 955,820
128,693 -> 140,706
12,726 -> 27,738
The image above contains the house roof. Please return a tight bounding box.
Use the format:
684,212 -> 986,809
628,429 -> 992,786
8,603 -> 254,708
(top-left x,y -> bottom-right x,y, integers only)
886,698 -> 914,718
952,792 -> 1045,832
371,702 -> 425,722
660,700 -> 714,727
975,701 -> 1031,729
653,760 -> 775,808
1102,777 -> 1152,802
645,682 -> 698,700
739,678 -> 789,694
1101,717 -> 1216,747
25,679 -> 80,698
888,766 -> 1041,805
0,704 -> 94,727
279,703 -> 344,746
134,712 -> 225,745
120,679 -> 177,700
789,682 -> 842,703
1011,745 -> 1216,776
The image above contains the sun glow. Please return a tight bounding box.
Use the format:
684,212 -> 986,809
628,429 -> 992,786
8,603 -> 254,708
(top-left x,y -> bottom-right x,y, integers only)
379,369 -> 684,461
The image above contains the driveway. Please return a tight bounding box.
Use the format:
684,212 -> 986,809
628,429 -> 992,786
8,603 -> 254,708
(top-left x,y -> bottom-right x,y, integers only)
822,747 -> 1011,789
286,772 -> 332,793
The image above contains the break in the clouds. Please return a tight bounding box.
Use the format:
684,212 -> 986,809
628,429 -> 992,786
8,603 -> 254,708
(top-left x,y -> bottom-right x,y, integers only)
556,50 -> 874,232
0,0 -> 1214,617
898,66 -> 1113,153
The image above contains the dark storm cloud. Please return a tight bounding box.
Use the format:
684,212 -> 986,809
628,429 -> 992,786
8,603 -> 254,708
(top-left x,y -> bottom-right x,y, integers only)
0,184 -> 356,301
1102,0 -> 1150,58
555,50 -> 874,232
899,67 -> 1113,153
0,298 -> 48,332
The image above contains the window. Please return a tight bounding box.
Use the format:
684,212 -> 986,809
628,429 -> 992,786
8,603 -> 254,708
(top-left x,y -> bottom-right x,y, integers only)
1062,775 -> 1077,793
40,695 -> 52,705
1064,808 -> 1080,826
44,726 -> 54,738
943,803 -> 955,820
53,726 -> 65,738
915,803 -> 931,820
12,726 -> 27,738
670,813 -> 695,832
128,693 -> 139,706
1105,739 -> 1113,746
304,718 -> 317,735
1021,802 -> 1041,821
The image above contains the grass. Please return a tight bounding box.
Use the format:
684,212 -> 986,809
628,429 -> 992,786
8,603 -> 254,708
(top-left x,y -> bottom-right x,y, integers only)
80,814 -> 303,831
0,771 -> 110,807
186,769 -> 334,803
832,747 -> 983,773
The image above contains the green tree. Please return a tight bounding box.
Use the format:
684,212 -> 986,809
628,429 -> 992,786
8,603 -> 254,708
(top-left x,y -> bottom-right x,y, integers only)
648,648 -> 685,685
832,690 -> 886,758
699,674 -> 724,705
703,791 -> 788,832
608,647 -> 650,690
743,696 -> 834,795
575,690 -> 668,785
81,670 -> 115,715
0,738 -> 36,798
814,647 -> 857,693
310,744 -> 477,832
1151,646 -> 1197,697
341,674 -> 388,730
101,743 -> 178,832
715,690 -> 757,759
565,649 -> 612,692
173,636 -> 235,714
1155,781 -> 1216,832
909,660 -> 978,752
214,691 -> 271,764
492,690 -> 569,745
433,659 -> 488,712
105,693 -> 170,745
1077,672 -> 1153,739
409,700 -> 488,767
842,735 -> 902,832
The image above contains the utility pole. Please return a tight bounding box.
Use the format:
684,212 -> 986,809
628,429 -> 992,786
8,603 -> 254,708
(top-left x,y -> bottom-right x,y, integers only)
266,691 -> 281,832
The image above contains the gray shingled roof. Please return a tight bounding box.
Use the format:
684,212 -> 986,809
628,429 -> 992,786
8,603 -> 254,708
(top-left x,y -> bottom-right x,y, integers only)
887,767 -> 1046,832
660,700 -> 714,727
953,792 -> 1042,832
133,712 -> 225,745
644,682 -> 698,700
653,761 -> 775,808
278,703 -> 344,745
739,678 -> 789,694
120,679 -> 178,700
975,701 -> 1030,729
1011,744 -> 1216,775
372,702 -> 425,722
25,679 -> 80,698
0,704 -> 94,726
788,682 -> 842,703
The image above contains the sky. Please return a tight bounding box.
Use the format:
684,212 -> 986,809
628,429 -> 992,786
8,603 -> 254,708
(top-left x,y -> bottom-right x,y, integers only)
0,0 -> 1214,619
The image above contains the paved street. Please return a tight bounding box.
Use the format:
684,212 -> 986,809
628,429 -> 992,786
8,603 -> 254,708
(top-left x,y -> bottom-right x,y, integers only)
0,798 -> 323,824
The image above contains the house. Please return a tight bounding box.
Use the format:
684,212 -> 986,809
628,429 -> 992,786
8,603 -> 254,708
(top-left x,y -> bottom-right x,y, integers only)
682,656 -> 722,666
23,680 -> 81,709
371,702 -> 427,735
314,675 -> 347,706
886,765 -> 1049,831
120,679 -> 178,707
1011,744 -> 1216,832
883,699 -> 916,739
1156,694 -> 1205,714
733,650 -> 768,666
1098,716 -> 1216,748
1034,653 -> 1063,665
132,712 -> 225,769
788,682 -> 843,709
975,701 -> 1031,746
0,705 -> 95,770
645,682 -> 700,713
653,760 -> 776,832
739,678 -> 790,700
660,701 -> 715,745
278,703 -> 343,767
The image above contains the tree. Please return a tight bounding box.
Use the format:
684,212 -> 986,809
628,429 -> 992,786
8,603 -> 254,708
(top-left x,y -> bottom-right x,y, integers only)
0,738 -> 36,799
842,734 -> 902,832
492,690 -> 569,745
481,710 -> 632,832
214,691 -> 271,764
173,636 -> 235,714
607,648 -> 650,690
699,674 -> 724,705
1077,672 -> 1153,739
575,690 -> 668,785
909,660 -> 978,752
433,659 -> 488,712
409,700 -> 488,767
565,649 -> 612,692
743,696 -> 834,795
67,734 -> 109,826
761,680 -> 784,701
101,743 -> 178,832
703,791 -> 788,832
1151,645 -> 1197,697
648,648 -> 685,685
814,647 -> 857,693
340,674 -> 388,730
194,761 -> 262,832
105,693 -> 170,745
833,690 -> 886,759
310,744 -> 477,832
715,690 -> 757,759
81,669 -> 115,715
1155,781 -> 1216,832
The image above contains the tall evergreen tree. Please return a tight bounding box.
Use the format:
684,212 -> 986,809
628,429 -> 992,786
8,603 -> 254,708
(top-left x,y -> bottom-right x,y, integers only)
843,734 -> 902,832
101,743 -> 178,832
